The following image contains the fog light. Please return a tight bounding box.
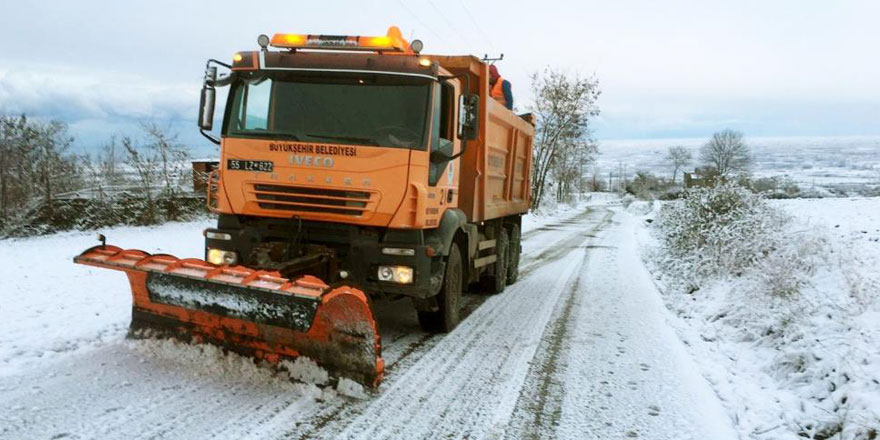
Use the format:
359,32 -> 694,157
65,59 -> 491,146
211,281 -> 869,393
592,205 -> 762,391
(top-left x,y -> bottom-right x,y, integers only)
378,266 -> 394,281
207,248 -> 238,266
377,265 -> 414,284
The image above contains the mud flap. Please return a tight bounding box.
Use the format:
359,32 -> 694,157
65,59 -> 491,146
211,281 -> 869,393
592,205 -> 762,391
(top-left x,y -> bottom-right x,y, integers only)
74,245 -> 384,387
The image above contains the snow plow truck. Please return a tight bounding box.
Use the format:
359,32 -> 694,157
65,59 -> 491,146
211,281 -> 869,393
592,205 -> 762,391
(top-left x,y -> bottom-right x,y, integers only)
75,26 -> 534,388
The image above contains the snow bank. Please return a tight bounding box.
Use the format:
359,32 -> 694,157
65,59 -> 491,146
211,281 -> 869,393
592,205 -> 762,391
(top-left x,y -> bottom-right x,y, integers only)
281,356 -> 330,386
128,337 -> 347,401
638,189 -> 880,440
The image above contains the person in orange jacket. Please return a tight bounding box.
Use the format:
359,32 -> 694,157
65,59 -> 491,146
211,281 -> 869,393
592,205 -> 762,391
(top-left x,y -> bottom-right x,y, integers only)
489,64 -> 513,110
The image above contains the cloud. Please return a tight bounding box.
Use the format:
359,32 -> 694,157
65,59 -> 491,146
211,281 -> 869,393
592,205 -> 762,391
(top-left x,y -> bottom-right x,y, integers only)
0,65 -> 198,122
0,65 -> 219,155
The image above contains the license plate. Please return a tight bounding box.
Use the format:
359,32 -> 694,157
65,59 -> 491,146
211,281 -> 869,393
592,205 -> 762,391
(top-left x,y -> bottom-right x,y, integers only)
227,159 -> 273,173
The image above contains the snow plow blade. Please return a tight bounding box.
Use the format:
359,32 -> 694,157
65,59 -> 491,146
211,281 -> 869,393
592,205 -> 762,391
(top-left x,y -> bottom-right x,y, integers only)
74,245 -> 384,387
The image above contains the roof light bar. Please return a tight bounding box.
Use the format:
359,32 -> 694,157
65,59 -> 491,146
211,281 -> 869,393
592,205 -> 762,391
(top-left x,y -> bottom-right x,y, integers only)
270,26 -> 413,53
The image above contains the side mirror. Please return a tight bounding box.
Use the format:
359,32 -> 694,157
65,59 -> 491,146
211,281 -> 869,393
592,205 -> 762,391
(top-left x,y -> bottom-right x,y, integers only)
198,67 -> 218,131
458,94 -> 479,141
199,87 -> 216,130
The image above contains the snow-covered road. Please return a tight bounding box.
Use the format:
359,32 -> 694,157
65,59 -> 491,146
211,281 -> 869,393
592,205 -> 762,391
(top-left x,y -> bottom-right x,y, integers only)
0,202 -> 737,439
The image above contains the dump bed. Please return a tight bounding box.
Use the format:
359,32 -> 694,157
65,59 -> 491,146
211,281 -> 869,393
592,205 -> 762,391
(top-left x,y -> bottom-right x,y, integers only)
430,56 -> 535,223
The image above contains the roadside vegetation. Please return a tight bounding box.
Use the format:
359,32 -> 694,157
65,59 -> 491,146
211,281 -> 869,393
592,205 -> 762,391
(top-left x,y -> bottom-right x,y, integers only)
642,181 -> 879,440
0,114 -> 207,237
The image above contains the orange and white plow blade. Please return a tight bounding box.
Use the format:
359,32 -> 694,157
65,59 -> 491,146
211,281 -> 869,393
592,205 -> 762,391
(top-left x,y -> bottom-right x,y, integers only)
74,245 -> 384,387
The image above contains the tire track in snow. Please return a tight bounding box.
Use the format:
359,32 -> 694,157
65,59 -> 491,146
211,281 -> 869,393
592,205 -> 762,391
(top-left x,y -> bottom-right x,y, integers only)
511,209 -> 738,440
372,205 -> 606,376
505,210 -> 613,440
517,209 -> 608,280
290,210 -> 613,439
521,206 -> 598,240
507,267 -> 584,440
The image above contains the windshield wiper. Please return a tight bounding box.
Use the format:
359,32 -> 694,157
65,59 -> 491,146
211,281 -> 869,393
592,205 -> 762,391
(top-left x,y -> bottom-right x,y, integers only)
306,133 -> 380,146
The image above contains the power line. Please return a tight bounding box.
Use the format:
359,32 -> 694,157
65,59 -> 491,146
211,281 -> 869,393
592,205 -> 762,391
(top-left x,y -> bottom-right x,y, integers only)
459,0 -> 497,53
426,0 -> 473,48
395,0 -> 447,46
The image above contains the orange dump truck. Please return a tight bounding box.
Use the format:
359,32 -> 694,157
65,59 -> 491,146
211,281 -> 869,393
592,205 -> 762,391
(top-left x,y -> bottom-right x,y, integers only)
75,26 -> 533,387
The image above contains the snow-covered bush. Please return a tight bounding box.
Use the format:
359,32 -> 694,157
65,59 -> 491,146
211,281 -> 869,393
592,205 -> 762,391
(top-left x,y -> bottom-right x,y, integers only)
753,231 -> 825,297
656,183 -> 790,285
646,187 -> 880,439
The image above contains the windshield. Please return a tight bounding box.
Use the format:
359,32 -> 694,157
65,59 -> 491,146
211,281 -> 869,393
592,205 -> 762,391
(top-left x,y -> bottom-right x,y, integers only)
224,73 -> 432,150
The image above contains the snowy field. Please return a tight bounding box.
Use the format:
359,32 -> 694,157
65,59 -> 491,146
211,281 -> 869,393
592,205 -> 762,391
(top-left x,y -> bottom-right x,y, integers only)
597,135 -> 880,190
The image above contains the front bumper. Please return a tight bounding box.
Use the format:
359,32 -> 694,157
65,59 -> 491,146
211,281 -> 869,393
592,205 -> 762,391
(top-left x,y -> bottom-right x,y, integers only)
205,227 -> 444,299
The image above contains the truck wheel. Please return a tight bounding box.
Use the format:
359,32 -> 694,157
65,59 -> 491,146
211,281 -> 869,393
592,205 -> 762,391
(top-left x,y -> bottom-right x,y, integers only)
487,229 -> 508,294
418,244 -> 462,333
507,224 -> 521,285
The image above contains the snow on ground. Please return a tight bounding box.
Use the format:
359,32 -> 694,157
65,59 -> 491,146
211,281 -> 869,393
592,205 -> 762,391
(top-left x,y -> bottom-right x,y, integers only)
522,192 -> 620,234
0,198 -> 745,439
774,197 -> 880,277
635,196 -> 880,439
0,218 -> 215,376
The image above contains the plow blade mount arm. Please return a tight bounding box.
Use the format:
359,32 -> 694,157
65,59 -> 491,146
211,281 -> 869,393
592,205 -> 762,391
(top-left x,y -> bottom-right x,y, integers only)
74,245 -> 384,387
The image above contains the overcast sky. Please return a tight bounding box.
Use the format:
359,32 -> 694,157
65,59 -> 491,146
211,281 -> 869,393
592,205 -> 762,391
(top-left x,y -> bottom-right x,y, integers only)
1,0 -> 878,155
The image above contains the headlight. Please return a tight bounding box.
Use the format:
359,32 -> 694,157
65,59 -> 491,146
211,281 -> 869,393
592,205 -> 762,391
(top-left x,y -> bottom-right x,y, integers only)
207,248 -> 238,266
377,265 -> 414,284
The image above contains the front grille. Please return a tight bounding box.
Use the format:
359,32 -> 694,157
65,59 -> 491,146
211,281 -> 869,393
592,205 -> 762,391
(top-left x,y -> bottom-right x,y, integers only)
250,183 -> 374,217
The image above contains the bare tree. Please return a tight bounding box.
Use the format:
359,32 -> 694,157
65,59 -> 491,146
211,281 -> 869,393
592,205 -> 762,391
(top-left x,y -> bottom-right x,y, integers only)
141,122 -> 189,197
529,68 -> 601,209
123,136 -> 159,223
122,123 -> 191,223
666,146 -> 692,184
34,120 -> 76,216
0,114 -> 78,225
700,129 -> 752,178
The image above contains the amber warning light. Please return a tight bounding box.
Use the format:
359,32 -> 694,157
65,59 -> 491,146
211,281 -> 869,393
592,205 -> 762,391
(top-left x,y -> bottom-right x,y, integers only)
270,26 -> 414,53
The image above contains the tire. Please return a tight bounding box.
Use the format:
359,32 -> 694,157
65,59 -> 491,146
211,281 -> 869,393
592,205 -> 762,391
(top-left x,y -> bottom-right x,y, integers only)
487,228 -> 508,294
507,224 -> 521,285
418,244 -> 463,333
